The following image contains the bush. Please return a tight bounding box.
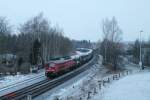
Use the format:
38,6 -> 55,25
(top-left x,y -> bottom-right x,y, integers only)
20,62 -> 31,74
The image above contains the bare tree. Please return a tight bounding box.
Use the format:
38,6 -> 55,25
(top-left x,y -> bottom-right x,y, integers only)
0,17 -> 12,54
100,17 -> 123,70
0,14 -> 73,74
19,13 -> 73,66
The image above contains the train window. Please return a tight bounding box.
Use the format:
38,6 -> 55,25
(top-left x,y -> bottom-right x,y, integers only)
49,63 -> 55,67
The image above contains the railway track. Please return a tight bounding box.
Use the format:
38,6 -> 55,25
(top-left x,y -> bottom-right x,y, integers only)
0,73 -> 45,97
0,55 -> 97,100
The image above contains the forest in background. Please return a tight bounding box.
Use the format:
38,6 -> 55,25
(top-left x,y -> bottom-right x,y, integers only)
0,13 -> 92,74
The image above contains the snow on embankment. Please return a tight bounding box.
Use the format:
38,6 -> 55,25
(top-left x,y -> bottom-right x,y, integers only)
0,70 -> 45,89
40,55 -> 103,100
95,72 -> 150,100
0,70 -> 46,97
44,64 -> 101,100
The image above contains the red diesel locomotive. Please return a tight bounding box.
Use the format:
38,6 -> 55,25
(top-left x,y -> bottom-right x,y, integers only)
45,49 -> 93,78
45,58 -> 76,77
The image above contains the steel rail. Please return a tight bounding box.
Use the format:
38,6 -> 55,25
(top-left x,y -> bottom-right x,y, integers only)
0,55 -> 97,100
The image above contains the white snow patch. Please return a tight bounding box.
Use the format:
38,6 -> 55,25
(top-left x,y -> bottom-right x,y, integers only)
0,70 -> 45,89
41,55 -> 106,100
0,70 -> 46,96
45,68 -> 98,100
94,72 -> 150,100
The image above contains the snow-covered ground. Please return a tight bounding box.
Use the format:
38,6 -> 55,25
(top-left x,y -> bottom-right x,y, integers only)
0,70 -> 46,96
35,55 -> 110,100
0,49 -> 93,97
0,70 -> 44,88
43,65 -> 103,100
94,71 -> 150,100
35,56 -> 150,100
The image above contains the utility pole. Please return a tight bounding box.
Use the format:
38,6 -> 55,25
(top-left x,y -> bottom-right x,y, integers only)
104,39 -> 107,64
139,30 -> 144,70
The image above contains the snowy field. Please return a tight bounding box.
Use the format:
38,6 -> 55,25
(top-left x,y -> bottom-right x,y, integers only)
94,71 -> 150,100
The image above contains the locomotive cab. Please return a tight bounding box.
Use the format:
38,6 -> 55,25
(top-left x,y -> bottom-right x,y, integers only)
45,62 -> 57,77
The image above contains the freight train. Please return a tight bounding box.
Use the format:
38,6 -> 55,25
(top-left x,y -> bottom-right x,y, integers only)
45,48 -> 93,78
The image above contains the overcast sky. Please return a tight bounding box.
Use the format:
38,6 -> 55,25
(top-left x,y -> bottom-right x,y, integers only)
0,0 -> 150,42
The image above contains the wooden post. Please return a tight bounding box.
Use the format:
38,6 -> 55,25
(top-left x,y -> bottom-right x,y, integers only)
94,87 -> 97,95
113,74 -> 118,80
118,73 -> 121,78
54,96 -> 59,100
126,71 -> 129,75
79,97 -> 82,100
87,91 -> 92,99
98,80 -> 102,89
107,77 -> 110,83
102,80 -> 105,86
99,83 -> 101,89
73,85 -> 75,88
113,75 -> 115,80
27,95 -> 32,100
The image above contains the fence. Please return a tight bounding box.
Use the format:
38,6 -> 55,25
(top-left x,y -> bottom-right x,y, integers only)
56,70 -> 134,100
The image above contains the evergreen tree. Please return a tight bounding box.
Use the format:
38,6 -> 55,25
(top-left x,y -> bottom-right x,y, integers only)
29,39 -> 41,65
